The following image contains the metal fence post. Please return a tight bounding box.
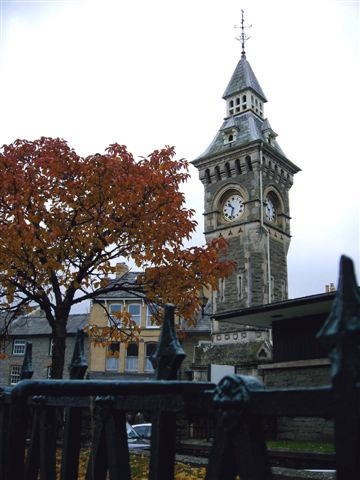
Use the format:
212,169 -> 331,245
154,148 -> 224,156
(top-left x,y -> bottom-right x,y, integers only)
317,255 -> 360,480
61,329 -> 88,480
149,304 -> 186,480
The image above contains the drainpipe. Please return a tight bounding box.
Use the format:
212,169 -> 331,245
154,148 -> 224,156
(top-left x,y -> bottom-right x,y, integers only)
259,145 -> 272,304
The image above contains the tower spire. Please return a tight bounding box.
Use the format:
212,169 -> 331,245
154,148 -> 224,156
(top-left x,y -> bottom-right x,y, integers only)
235,9 -> 251,58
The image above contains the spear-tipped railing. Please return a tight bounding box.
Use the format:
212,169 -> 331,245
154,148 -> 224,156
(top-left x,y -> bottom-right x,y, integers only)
0,257 -> 359,480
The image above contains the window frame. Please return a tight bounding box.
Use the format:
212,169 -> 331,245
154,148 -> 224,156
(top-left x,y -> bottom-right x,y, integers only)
128,303 -> 141,326
125,342 -> 139,372
145,342 -> 157,372
108,303 -> 123,326
146,305 -> 160,329
105,342 -> 120,371
12,339 -> 26,356
10,365 -> 21,385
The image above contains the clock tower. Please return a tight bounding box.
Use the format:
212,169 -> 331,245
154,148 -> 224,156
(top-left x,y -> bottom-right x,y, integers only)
192,38 -> 300,325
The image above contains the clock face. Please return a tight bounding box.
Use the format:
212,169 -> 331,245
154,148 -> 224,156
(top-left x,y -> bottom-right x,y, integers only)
265,197 -> 276,222
223,194 -> 244,221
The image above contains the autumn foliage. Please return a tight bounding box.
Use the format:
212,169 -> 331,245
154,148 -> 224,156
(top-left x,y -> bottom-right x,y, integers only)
0,137 -> 234,377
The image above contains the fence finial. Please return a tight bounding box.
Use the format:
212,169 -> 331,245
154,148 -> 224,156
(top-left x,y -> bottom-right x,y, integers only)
150,304 -> 186,380
68,329 -> 88,379
20,341 -> 33,380
317,255 -> 360,379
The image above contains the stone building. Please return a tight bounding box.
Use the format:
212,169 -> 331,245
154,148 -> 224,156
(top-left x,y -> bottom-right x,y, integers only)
192,50 -> 300,321
190,39 -> 299,376
0,311 -> 89,386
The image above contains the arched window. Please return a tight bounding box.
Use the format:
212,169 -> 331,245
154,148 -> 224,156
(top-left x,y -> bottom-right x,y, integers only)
236,97 -> 240,105
145,343 -> 157,372
228,134 -> 233,142
246,156 -> 253,172
235,159 -> 242,175
126,343 -> 138,371
229,100 -> 234,108
205,168 -> 211,184
225,162 -> 231,177
242,94 -> 247,102
215,166 -> 221,181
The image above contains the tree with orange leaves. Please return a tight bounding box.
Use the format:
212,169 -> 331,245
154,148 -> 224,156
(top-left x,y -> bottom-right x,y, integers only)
0,137 -> 234,378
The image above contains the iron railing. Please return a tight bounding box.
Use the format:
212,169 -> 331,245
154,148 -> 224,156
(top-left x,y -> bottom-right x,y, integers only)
0,255 -> 359,480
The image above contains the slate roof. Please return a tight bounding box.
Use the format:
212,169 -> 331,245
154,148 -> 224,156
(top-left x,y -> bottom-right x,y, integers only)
194,111 -> 285,163
94,271 -> 144,300
7,313 -> 89,336
223,54 -> 267,101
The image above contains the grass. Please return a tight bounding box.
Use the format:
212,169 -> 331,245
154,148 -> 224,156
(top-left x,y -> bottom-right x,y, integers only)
55,441 -> 334,479
266,439 -> 335,453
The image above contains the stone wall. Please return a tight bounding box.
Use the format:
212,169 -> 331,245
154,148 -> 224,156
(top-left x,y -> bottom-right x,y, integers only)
260,359 -> 333,442
180,333 -> 210,379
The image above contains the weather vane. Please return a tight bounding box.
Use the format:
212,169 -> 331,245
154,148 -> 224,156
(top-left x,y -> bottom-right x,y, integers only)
234,9 -> 252,57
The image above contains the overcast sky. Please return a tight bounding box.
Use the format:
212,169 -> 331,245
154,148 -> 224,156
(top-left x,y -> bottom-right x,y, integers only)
0,0 -> 359,305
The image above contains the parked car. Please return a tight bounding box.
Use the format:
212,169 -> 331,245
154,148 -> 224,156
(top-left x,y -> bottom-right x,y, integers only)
132,423 -> 152,440
126,422 -> 150,449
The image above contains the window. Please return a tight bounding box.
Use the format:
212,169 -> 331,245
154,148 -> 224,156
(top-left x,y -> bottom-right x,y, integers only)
270,275 -> 275,302
48,339 -> 54,356
205,168 -> 211,184
218,278 -> 225,303
126,343 -> 138,371
225,162 -> 231,177
128,304 -> 141,325
242,95 -> 247,102
215,166 -> 221,181
237,274 -> 243,300
236,97 -> 240,105
12,339 -> 26,356
109,303 -> 122,325
229,100 -> 234,115
146,305 -> 159,328
246,156 -> 253,172
242,104 -> 247,110
235,159 -> 242,175
145,343 -> 157,372
106,342 -> 120,371
228,134 -> 233,142
10,365 -> 21,385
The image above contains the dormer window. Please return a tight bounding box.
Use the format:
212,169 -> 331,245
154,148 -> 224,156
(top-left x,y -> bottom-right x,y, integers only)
222,128 -> 237,144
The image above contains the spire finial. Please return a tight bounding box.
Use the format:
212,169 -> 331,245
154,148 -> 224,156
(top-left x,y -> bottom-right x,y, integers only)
235,9 -> 251,58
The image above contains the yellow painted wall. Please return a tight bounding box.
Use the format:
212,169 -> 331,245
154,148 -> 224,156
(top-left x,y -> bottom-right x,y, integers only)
88,300 -> 161,374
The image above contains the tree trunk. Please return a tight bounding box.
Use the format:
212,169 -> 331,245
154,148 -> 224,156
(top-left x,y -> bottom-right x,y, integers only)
50,317 -> 68,379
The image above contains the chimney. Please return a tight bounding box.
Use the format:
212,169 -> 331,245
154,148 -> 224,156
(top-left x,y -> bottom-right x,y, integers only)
115,262 -> 129,279
329,282 -> 336,292
325,284 -> 330,293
